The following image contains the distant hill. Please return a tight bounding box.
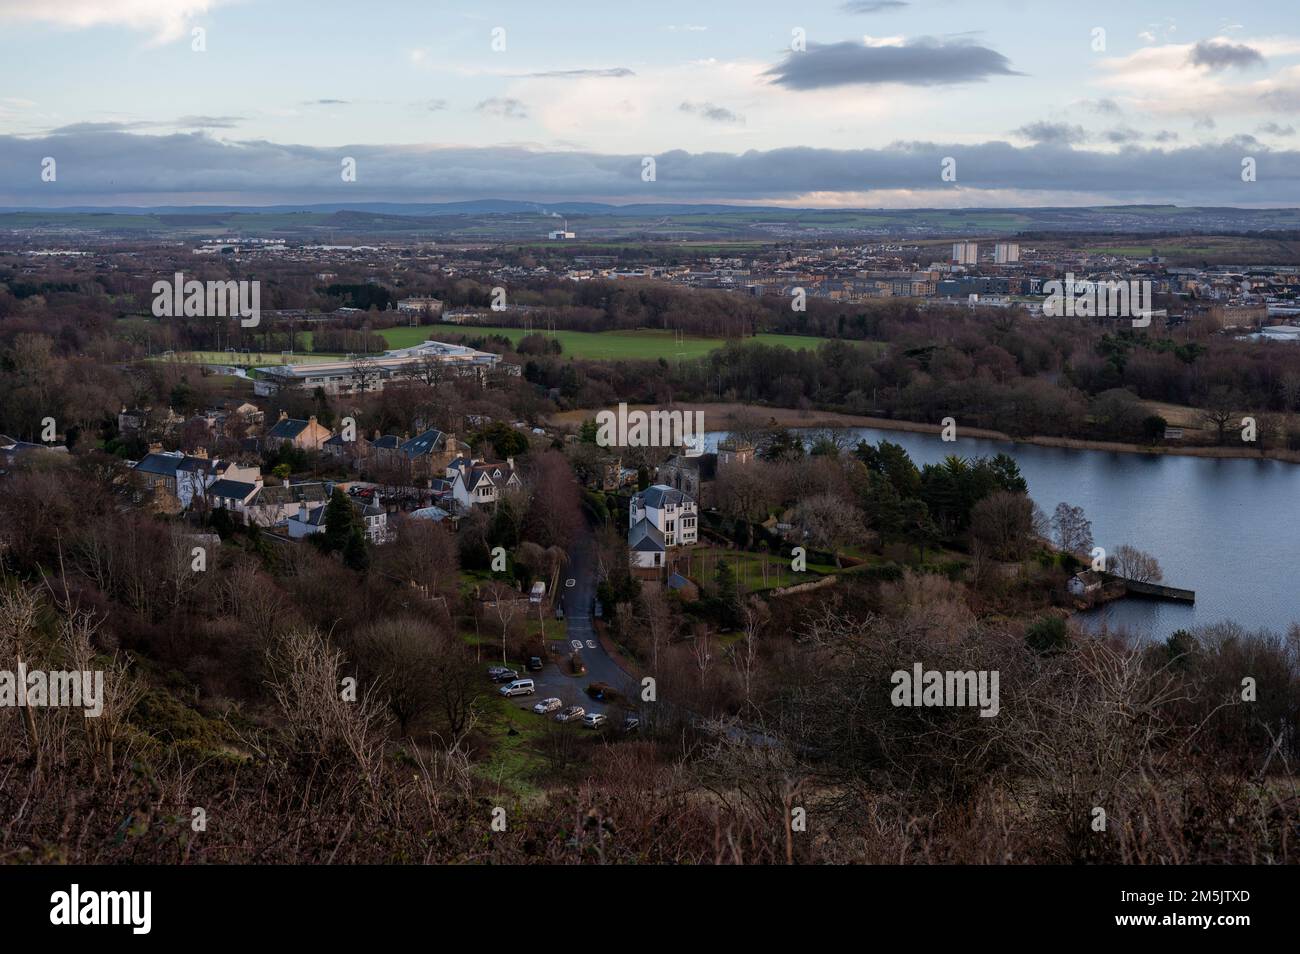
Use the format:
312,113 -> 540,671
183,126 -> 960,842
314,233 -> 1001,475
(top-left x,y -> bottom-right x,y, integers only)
2,203 -> 1299,241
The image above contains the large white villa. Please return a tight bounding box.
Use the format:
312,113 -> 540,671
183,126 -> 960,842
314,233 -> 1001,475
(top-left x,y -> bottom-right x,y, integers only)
628,484 -> 698,575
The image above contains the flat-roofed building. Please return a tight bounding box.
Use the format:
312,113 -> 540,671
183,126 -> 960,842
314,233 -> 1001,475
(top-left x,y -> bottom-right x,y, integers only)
253,340 -> 504,396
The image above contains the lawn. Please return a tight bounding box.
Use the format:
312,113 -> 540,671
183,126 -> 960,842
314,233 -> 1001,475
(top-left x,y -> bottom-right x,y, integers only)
683,545 -> 830,594
375,325 -> 856,361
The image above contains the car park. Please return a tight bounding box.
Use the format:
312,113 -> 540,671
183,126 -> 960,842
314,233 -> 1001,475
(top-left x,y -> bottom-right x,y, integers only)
555,705 -> 586,723
532,697 -> 562,714
498,678 -> 535,697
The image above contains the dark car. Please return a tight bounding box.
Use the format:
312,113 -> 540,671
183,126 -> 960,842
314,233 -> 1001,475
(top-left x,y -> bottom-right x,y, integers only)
490,668 -> 519,683
526,655 -> 543,672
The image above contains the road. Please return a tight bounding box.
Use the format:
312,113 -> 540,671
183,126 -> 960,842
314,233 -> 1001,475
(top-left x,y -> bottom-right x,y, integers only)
503,527 -> 636,721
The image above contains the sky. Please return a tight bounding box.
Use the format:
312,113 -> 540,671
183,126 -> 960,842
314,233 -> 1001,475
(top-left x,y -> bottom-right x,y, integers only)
1,0 -> 1299,207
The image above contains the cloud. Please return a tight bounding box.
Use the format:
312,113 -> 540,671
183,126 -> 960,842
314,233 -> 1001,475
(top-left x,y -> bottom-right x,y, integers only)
1080,98 -> 1122,116
475,97 -> 529,120
302,99 -> 349,106
840,1 -> 909,12
47,116 -> 243,134
1102,126 -> 1144,144
1258,122 -> 1296,136
522,68 -> 634,79
1013,121 -> 1087,146
679,101 -> 745,124
424,99 -> 449,112
765,37 -> 1022,90
0,0 -> 230,43
5,130 -> 1298,206
1188,40 -> 1265,71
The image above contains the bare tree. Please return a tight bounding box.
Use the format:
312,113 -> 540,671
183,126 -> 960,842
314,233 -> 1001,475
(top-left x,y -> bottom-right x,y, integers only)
1051,502 -> 1094,556
1199,387 -> 1239,445
1110,544 -> 1163,583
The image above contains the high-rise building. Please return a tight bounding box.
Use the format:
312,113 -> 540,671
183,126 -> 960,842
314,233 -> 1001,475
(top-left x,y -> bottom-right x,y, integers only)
952,242 -> 978,265
994,242 -> 1020,264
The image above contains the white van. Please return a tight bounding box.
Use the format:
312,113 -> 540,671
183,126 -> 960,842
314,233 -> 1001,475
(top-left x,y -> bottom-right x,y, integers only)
499,678 -> 536,697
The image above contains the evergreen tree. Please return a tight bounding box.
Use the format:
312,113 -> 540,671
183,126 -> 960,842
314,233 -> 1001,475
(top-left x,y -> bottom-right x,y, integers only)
343,525 -> 370,571
323,488 -> 356,553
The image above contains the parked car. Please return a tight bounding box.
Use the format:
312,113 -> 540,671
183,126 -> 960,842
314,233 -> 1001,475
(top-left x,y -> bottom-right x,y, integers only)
526,655 -> 543,672
623,715 -> 640,732
532,697 -> 562,714
569,653 -> 586,675
490,668 -> 519,683
486,666 -> 512,681
555,706 -> 586,723
582,712 -> 607,729
498,678 -> 535,697
585,681 -> 624,704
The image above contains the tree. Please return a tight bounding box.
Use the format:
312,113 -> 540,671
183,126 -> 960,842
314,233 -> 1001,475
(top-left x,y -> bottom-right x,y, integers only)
322,488 -> 357,553
343,526 -> 370,572
1199,387 -> 1239,445
1025,615 -> 1069,655
791,492 -> 867,566
970,491 -> 1035,561
1111,544 -> 1162,583
350,356 -> 381,394
1051,502 -> 1093,556
1141,415 -> 1167,445
349,616 -> 440,736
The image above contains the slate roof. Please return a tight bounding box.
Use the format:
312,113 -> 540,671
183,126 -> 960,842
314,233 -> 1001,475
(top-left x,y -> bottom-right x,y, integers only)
252,482 -> 329,505
266,418 -> 310,440
634,484 -> 692,510
398,429 -> 447,459
628,518 -> 665,553
134,452 -> 221,479
207,479 -> 258,500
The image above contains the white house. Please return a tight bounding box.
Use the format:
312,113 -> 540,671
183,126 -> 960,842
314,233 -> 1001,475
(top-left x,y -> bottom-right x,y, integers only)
447,457 -> 522,509
287,497 -> 391,544
628,484 -> 698,573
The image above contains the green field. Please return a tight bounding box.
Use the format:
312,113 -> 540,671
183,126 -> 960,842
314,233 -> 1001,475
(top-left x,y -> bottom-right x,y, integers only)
163,328 -> 870,367
373,325 -> 860,360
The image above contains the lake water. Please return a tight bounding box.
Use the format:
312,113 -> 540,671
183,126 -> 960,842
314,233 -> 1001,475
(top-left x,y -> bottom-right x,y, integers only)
705,428 -> 1300,639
